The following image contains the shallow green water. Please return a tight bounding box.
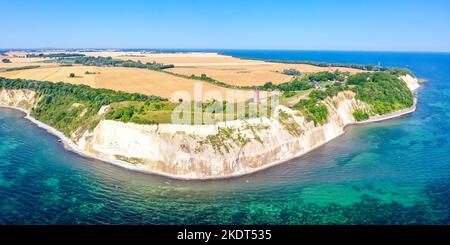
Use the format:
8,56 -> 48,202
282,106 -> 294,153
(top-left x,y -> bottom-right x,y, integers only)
0,51 -> 449,224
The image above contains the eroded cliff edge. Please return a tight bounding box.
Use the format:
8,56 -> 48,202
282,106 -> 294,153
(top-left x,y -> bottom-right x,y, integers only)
0,75 -> 420,179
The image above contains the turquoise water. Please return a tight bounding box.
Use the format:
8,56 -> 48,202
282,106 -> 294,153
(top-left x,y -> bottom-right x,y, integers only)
0,51 -> 449,224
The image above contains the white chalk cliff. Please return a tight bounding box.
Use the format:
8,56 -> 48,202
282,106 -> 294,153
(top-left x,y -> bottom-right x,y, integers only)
0,76 -> 419,179
0,89 -> 37,109
400,74 -> 420,91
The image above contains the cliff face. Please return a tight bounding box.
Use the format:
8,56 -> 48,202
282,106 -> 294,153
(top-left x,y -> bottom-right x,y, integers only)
78,91 -> 370,179
0,89 -> 37,110
0,76 -> 419,179
400,74 -> 420,91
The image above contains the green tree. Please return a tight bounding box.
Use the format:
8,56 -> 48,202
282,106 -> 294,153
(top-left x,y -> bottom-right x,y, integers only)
282,69 -> 300,76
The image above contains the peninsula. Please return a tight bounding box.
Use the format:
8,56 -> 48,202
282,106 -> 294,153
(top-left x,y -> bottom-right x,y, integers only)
0,50 -> 420,179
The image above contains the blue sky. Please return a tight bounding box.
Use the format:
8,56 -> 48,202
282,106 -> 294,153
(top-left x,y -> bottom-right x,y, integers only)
2,0 -> 450,51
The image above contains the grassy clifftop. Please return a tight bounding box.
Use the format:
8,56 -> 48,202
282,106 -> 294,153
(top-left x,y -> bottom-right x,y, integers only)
0,69 -> 414,137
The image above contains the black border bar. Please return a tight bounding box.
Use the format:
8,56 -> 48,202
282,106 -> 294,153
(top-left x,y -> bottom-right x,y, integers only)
0,225 -> 449,243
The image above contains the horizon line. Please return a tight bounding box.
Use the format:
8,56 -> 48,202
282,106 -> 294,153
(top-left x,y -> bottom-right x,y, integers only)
1,47 -> 450,54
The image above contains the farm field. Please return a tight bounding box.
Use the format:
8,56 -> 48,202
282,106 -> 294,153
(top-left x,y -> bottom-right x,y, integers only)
0,65 -> 266,102
0,62 -> 55,69
0,54 -> 55,69
115,52 -> 267,66
0,51 -> 365,101
166,63 -> 364,86
110,52 -> 365,86
2,51 -> 367,86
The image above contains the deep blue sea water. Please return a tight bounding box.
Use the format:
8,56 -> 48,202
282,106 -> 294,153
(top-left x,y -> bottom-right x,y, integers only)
0,50 -> 449,224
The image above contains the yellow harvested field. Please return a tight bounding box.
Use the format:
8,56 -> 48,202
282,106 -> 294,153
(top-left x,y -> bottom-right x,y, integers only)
0,62 -> 56,69
0,66 -> 96,84
0,51 -> 363,101
117,54 -> 267,67
168,66 -> 291,86
82,51 -> 246,61
76,51 -> 365,85
0,55 -> 55,69
6,57 -> 49,63
167,63 -> 364,86
107,52 -> 366,86
0,66 -> 267,102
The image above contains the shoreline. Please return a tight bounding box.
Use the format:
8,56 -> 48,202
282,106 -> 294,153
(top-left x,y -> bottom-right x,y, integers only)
0,93 -> 418,180
0,105 -> 162,177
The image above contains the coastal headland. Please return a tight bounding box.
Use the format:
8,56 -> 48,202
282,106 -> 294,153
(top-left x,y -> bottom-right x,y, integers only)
0,51 -> 420,179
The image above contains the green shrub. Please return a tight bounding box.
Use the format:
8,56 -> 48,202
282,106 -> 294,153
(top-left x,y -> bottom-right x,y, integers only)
277,78 -> 313,91
293,99 -> 329,126
282,69 -> 300,76
353,109 -> 370,121
282,91 -> 297,98
349,72 -> 413,115
105,106 -> 136,121
387,67 -> 414,77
